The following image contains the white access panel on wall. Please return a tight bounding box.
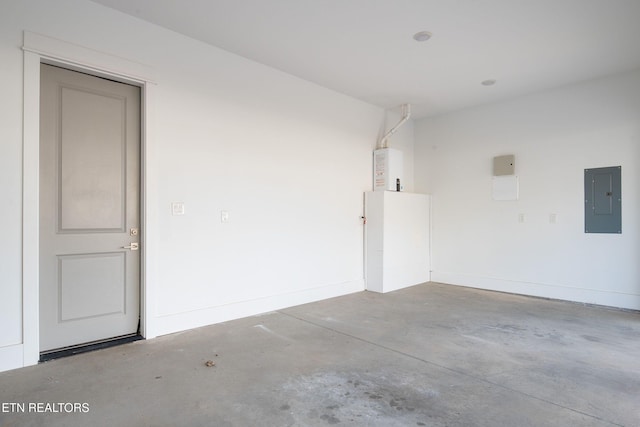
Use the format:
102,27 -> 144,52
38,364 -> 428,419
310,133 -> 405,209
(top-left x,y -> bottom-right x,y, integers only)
365,191 -> 430,293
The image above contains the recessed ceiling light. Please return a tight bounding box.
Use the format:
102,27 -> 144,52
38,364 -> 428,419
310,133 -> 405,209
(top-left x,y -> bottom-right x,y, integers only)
481,79 -> 497,86
413,31 -> 432,42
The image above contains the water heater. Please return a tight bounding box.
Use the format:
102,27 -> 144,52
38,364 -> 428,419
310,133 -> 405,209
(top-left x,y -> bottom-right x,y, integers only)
373,148 -> 403,191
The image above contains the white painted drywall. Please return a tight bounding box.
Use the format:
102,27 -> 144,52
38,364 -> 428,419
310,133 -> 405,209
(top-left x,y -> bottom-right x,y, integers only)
0,1 -> 27,355
0,0 -> 415,371
415,69 -> 640,309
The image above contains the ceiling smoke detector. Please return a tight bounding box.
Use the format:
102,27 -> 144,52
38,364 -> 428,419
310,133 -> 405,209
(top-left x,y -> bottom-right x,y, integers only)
481,79 -> 497,86
413,31 -> 433,42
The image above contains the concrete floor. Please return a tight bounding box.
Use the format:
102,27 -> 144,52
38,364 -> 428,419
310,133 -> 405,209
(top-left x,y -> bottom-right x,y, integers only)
1,282 -> 639,427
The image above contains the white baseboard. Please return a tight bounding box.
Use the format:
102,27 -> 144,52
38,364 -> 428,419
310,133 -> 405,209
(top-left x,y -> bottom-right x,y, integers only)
0,344 -> 24,373
431,271 -> 640,311
0,281 -> 365,372
154,280 -> 365,337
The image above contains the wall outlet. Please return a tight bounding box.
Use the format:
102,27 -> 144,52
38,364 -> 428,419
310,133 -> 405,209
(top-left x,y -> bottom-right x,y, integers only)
221,210 -> 229,223
171,202 -> 185,216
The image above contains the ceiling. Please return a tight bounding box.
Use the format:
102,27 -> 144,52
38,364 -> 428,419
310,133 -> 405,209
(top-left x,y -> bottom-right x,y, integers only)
91,0 -> 640,118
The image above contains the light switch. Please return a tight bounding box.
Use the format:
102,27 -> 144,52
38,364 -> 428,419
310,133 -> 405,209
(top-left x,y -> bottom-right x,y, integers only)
171,202 -> 185,216
518,213 -> 525,223
549,213 -> 557,224
221,210 -> 229,223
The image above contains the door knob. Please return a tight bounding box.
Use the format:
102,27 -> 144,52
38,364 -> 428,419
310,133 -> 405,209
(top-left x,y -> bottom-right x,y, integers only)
122,243 -> 139,250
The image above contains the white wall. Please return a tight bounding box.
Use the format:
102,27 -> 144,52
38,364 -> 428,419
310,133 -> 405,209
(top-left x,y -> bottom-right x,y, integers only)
0,1 -> 25,372
415,69 -> 640,310
0,0 -> 413,371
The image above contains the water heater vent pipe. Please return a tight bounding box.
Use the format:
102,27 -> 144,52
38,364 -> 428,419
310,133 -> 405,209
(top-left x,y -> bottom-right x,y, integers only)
378,104 -> 411,149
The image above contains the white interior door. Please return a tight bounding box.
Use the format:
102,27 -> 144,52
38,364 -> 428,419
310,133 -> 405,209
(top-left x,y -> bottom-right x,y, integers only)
39,64 -> 141,352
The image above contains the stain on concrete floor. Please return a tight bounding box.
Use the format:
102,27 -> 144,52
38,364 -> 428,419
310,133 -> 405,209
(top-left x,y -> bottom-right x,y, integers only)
280,371 -> 445,426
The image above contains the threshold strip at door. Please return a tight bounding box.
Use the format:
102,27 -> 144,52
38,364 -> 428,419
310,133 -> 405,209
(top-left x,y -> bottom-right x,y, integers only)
39,334 -> 143,362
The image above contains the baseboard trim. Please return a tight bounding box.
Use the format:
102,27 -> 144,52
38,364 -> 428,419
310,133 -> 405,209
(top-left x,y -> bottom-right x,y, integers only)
154,280 -> 365,337
431,271 -> 640,311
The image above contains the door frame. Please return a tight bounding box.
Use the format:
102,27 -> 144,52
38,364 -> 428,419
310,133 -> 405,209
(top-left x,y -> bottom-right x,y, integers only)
22,31 -> 159,367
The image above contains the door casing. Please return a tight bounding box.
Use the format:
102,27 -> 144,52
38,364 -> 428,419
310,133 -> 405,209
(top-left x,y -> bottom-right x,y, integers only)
22,31 -> 158,368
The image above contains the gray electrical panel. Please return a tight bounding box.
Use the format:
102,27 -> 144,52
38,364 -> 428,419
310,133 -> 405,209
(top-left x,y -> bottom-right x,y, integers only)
493,155 -> 515,176
584,166 -> 621,234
